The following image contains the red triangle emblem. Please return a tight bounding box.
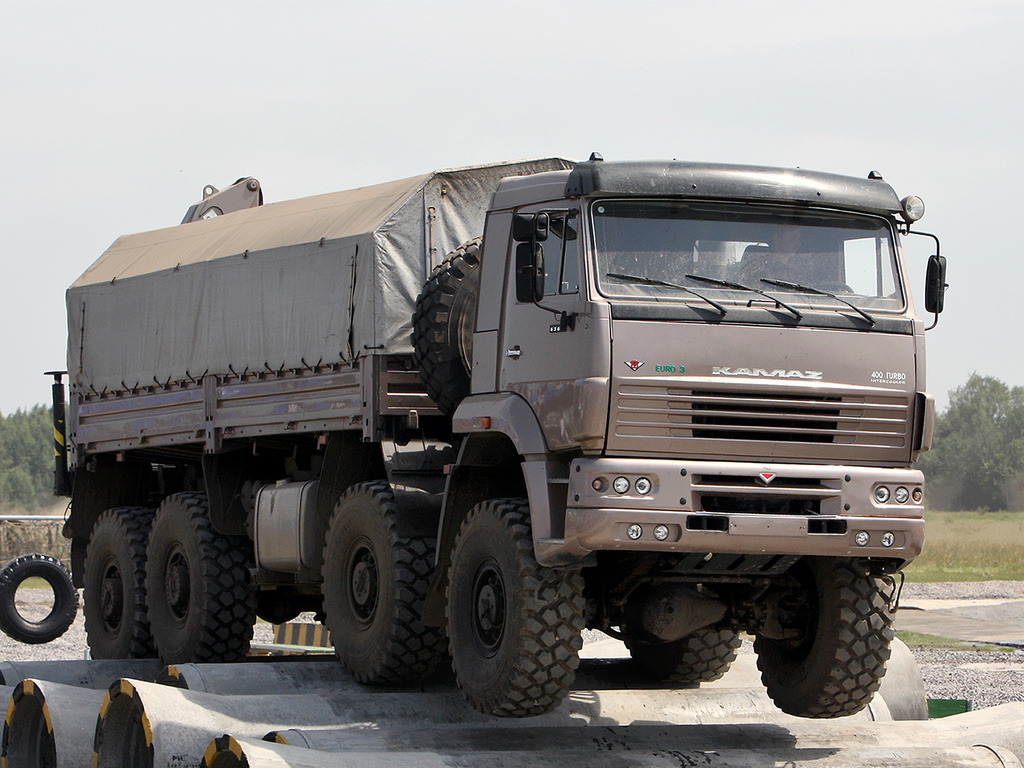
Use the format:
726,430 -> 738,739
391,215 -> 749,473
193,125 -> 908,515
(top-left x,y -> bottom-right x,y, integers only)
758,472 -> 777,485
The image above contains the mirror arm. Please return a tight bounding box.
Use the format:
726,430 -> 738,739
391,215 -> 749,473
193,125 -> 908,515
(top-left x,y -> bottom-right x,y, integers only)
906,229 -> 946,330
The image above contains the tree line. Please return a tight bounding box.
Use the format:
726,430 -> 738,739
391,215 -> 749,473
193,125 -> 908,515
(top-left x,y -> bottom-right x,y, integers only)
0,405 -> 57,512
917,374 -> 1024,512
1,374 -> 1022,513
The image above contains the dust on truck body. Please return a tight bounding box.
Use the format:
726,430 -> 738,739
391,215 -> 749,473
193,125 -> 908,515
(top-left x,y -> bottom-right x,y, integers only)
54,156 -> 947,719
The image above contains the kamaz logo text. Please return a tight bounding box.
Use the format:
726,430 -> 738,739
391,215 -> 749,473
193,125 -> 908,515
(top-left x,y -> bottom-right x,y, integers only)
712,366 -> 823,380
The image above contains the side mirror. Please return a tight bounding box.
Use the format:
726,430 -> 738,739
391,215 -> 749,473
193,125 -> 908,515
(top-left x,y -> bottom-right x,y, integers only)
512,212 -> 549,242
515,243 -> 545,303
924,253 -> 947,314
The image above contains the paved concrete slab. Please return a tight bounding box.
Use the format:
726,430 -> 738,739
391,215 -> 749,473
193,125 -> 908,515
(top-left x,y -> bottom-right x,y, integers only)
894,607 -> 1024,647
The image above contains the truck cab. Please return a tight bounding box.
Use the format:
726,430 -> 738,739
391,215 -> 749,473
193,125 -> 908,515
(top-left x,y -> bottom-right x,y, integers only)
436,158 -> 942,718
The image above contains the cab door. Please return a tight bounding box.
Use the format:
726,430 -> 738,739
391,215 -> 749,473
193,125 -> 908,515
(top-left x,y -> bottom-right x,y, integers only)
498,208 -> 610,453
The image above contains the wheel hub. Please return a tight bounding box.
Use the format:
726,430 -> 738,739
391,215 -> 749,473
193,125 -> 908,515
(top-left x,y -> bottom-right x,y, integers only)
472,562 -> 506,654
99,564 -> 124,631
165,551 -> 191,621
349,545 -> 379,625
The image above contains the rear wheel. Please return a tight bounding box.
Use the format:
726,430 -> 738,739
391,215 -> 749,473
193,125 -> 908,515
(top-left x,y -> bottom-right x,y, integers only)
754,557 -> 894,718
412,238 -> 481,415
628,628 -> 741,684
447,499 -> 584,717
145,493 -> 255,663
83,507 -> 156,658
321,481 -> 445,684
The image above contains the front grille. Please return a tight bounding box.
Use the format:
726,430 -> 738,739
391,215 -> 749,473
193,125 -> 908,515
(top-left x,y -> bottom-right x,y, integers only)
615,384 -> 910,449
691,390 -> 839,442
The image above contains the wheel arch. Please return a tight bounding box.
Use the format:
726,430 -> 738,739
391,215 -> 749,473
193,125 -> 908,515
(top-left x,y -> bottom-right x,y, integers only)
423,392 -> 569,624
67,458 -> 151,587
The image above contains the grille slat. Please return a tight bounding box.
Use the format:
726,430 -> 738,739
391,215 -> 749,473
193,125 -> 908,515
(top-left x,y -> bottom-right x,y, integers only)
614,384 -> 910,448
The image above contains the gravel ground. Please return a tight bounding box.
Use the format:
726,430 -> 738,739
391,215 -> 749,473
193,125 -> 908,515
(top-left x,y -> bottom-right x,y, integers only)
2,583 -> 1022,711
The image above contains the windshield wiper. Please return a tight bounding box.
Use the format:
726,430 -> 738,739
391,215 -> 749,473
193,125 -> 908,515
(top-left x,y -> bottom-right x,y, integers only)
760,278 -> 875,325
605,272 -> 727,317
685,274 -> 803,321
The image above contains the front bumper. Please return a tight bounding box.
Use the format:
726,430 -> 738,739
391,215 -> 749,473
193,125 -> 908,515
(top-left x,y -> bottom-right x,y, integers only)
548,458 -> 924,566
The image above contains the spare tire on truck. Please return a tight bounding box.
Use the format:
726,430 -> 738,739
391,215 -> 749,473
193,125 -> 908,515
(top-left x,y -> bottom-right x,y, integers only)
0,553 -> 78,644
412,238 -> 481,415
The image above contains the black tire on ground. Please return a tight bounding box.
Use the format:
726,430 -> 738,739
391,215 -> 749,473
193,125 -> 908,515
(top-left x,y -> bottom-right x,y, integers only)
411,238 -> 481,415
321,481 -> 446,684
0,553 -> 78,644
446,498 -> 585,717
754,557 -> 894,718
145,492 -> 256,663
83,507 -> 156,658
627,628 -> 741,684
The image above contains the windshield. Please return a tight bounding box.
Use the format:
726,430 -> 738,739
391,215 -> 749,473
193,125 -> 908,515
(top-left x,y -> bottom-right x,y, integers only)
591,200 -> 904,313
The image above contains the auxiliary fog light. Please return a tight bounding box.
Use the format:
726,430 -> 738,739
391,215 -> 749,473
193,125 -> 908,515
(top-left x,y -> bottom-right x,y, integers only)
855,531 -> 870,547
653,524 -> 670,541
874,486 -> 891,504
613,477 -> 630,494
627,524 -> 643,540
900,195 -> 926,223
894,486 -> 910,504
635,477 -> 653,495
881,531 -> 896,548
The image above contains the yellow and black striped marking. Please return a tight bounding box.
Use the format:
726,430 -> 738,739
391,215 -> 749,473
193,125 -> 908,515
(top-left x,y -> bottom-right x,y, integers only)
93,680 -> 153,768
203,734 -> 247,768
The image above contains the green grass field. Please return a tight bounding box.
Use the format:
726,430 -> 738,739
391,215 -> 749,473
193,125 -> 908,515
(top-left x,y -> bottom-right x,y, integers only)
904,510 -> 1024,582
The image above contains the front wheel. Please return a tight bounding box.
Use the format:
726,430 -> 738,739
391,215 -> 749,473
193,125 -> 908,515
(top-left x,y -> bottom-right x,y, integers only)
754,557 -> 894,718
447,499 -> 584,717
145,493 -> 256,663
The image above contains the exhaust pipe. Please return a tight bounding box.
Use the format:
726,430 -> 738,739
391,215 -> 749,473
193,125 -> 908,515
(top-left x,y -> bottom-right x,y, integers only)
43,371 -> 71,497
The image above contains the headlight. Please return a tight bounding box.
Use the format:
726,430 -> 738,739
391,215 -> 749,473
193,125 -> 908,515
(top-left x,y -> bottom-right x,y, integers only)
874,486 -> 891,503
901,195 -> 925,222
635,477 -> 652,495
613,477 -> 630,494
894,486 -> 910,504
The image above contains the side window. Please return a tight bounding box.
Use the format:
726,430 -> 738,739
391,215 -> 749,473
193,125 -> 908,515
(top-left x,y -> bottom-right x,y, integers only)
559,212 -> 580,294
542,219 -> 565,297
539,211 -> 580,296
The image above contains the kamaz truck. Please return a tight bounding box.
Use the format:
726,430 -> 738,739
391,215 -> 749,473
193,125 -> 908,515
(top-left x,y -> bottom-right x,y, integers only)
49,155 -> 947,719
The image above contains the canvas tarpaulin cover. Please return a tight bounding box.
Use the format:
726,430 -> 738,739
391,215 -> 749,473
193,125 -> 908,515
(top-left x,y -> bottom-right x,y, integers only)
67,158 -> 573,394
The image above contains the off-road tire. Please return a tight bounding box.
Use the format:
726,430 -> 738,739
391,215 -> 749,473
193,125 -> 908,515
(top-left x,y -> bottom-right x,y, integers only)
145,492 -> 255,663
447,498 -> 584,717
0,553 -> 78,644
754,557 -> 894,718
83,507 -> 156,658
321,481 -> 445,684
627,628 -> 741,684
411,238 -> 481,415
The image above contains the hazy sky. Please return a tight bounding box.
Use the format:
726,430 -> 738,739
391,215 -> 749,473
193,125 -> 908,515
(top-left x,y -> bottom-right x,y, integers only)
1,0 -> 1021,414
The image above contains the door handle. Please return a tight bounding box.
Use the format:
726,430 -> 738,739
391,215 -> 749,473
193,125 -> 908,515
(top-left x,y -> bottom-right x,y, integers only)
505,346 -> 522,359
